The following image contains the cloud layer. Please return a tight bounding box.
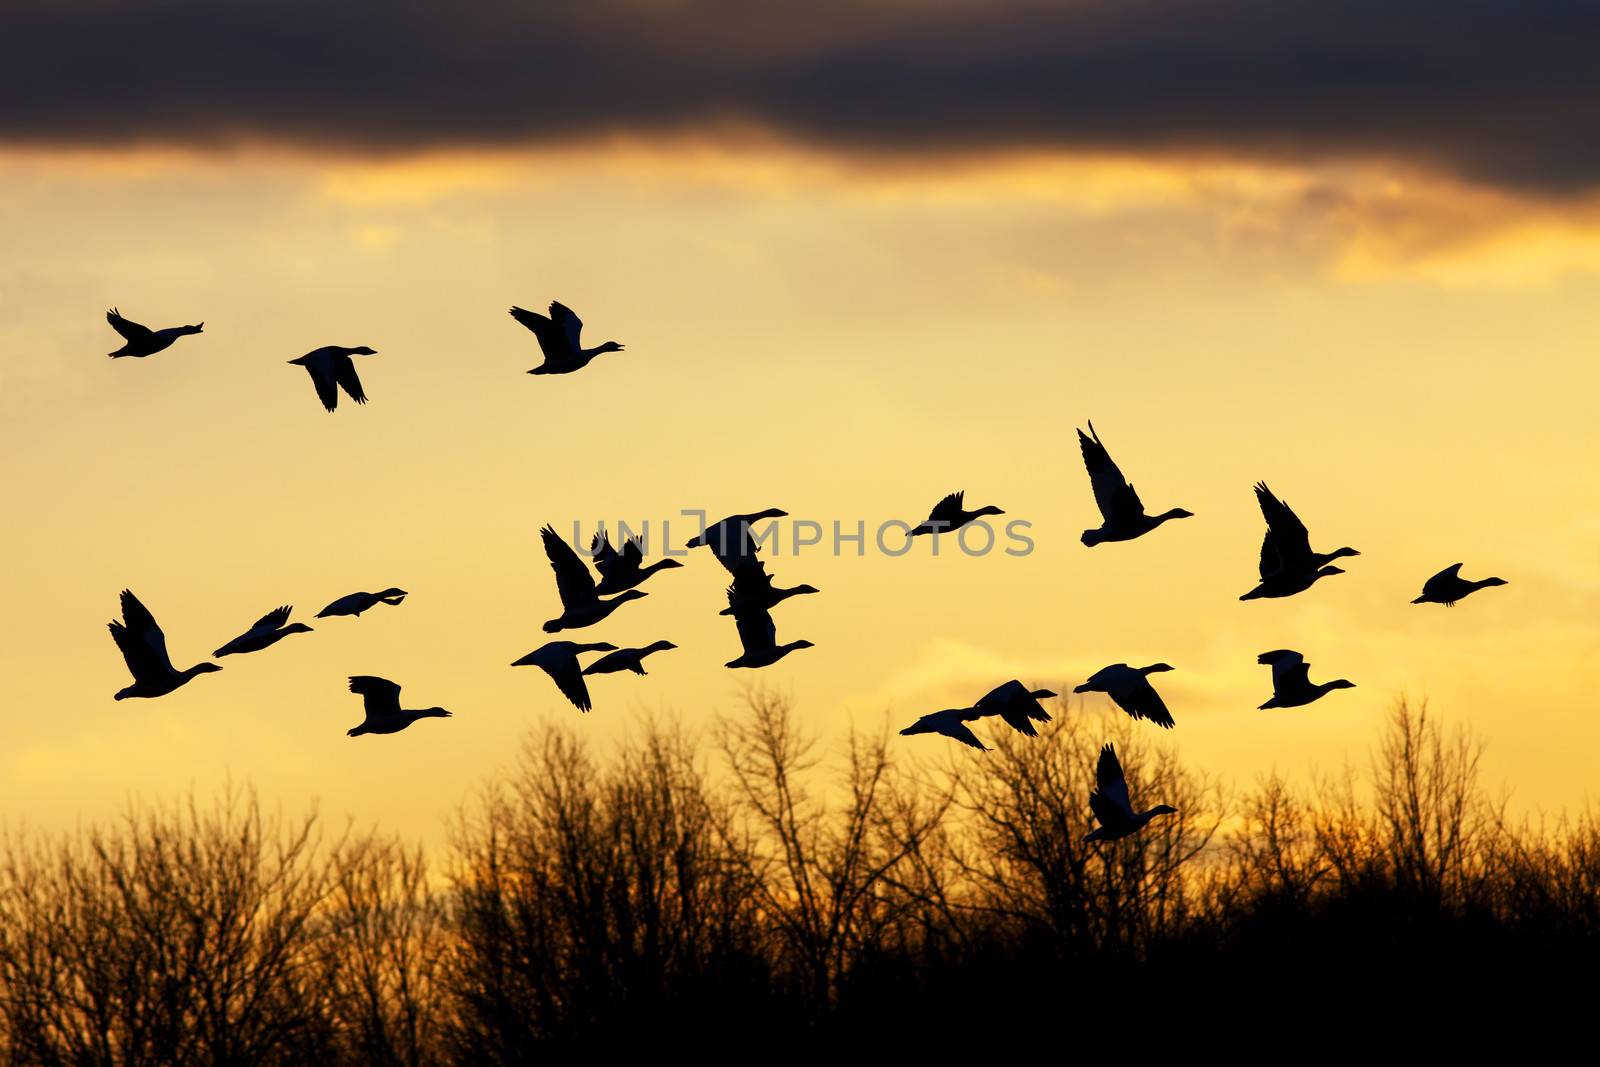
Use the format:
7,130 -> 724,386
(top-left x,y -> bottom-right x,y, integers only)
4,0 -> 1597,192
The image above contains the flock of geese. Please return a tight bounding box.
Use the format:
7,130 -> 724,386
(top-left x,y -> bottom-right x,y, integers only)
101,304 -> 1508,842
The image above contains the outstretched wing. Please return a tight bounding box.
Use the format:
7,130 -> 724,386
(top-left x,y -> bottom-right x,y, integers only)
1093,743 -> 1134,819
1423,563 -> 1465,598
332,356 -> 367,405
590,532 -> 622,578
549,301 -> 584,351
349,675 -> 402,715
927,491 -> 965,527
510,305 -> 570,362
1079,423 -> 1145,522
252,606 -> 293,631
540,655 -> 594,712
542,525 -> 597,609
732,603 -> 777,657
106,308 -> 153,342
1258,649 -> 1310,692
621,539 -> 643,567
728,557 -> 776,600
1115,679 -> 1175,729
110,589 -> 176,678
939,716 -> 988,750
300,361 -> 339,412
1254,482 -> 1312,575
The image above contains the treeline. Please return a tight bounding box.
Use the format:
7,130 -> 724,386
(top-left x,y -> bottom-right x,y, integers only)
2,696 -> 1596,1062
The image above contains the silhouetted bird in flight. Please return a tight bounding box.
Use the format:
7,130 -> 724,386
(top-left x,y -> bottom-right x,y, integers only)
1257,650 -> 1355,709
899,707 -> 989,750
108,589 -> 221,700
725,597 -> 813,669
105,308 -> 203,358
316,588 -> 408,618
910,491 -> 1004,536
1412,563 -> 1507,607
1077,422 -> 1193,546
719,558 -> 820,615
686,509 -> 788,574
582,641 -> 678,676
1074,663 -> 1177,728
1084,743 -> 1177,842
213,606 -> 313,658
345,676 -> 452,737
541,525 -> 647,632
589,532 -> 684,595
1240,482 -> 1358,600
511,640 -> 617,712
509,301 -> 624,374
974,680 -> 1056,736
287,346 -> 376,412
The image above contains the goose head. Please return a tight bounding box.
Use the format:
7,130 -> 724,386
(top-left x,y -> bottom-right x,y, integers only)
1028,688 -> 1056,700
1479,576 -> 1508,588
1157,507 -> 1194,522
652,558 -> 686,570
184,323 -> 205,334
378,587 -> 408,599
973,505 -> 1006,518
1316,565 -> 1346,579
783,639 -> 816,653
1323,679 -> 1357,693
1141,663 -> 1175,675
1327,546 -> 1360,561
610,590 -> 649,606
1071,679 -> 1097,693
751,508 -> 789,521
189,662 -> 224,677
646,640 -> 679,653
787,583 -> 821,596
594,341 -> 625,354
282,623 -> 315,637
348,346 -> 378,356
1142,804 -> 1178,821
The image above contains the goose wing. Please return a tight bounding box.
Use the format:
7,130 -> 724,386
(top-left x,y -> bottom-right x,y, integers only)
110,589 -> 176,679
106,308 -> 153,342
728,557 -> 776,598
1254,483 -> 1313,576
1079,423 -> 1145,522
542,525 -> 598,609
621,538 -> 643,567
349,675 -> 402,716
549,301 -> 584,351
936,714 -> 988,751
1258,650 -> 1310,692
298,356 -> 340,412
732,602 -> 778,657
509,305 -> 571,362
332,355 -> 367,405
1091,743 -> 1135,819
1115,678 -> 1174,729
537,648 -> 594,712
927,491 -> 965,527
1422,563 -> 1465,597
590,532 -> 622,578
252,605 -> 292,632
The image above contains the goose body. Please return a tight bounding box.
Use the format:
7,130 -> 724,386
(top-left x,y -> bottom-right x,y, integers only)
582,641 -> 678,677
686,509 -> 788,574
1083,743 -> 1177,842
725,597 -> 813,669
108,589 -> 221,699
910,491 -> 1004,537
1077,422 -> 1192,546
1240,482 -> 1358,600
511,640 -> 617,712
719,558 -> 819,615
541,525 -> 647,632
589,532 -> 683,595
898,707 -> 989,750
1074,663 -> 1176,728
345,676 -> 452,736
316,588 -> 408,618
1412,563 -> 1506,607
287,345 -> 376,412
1257,649 -> 1355,709
974,679 -> 1056,736
213,605 -> 313,657
510,301 -> 623,375
106,308 -> 203,358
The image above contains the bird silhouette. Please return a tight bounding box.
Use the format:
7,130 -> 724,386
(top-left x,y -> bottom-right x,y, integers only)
108,590 -> 221,699
287,346 -> 377,412
1074,663 -> 1176,728
589,532 -> 684,595
898,707 -> 989,750
1257,650 -> 1355,709
316,588 -> 408,618
719,558 -> 820,615
582,641 -> 678,676
1083,743 -> 1177,842
212,606 -> 313,658
1412,563 -> 1507,607
725,597 -> 813,669
345,676 -> 452,736
1239,482 -> 1358,600
541,525 -> 647,632
909,491 -> 1004,536
511,640 -> 618,712
974,680 -> 1057,736
686,509 -> 788,574
105,308 -> 203,358
1077,422 -> 1193,546
510,301 -> 624,374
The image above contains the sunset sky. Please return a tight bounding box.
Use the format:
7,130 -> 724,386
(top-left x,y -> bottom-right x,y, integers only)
2,1 -> 1597,847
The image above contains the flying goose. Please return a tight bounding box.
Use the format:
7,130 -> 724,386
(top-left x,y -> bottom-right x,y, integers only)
589,532 -> 684,595
541,525 -> 647,632
898,707 -> 989,751
105,308 -> 203,358
511,640 -> 618,712
725,597 -> 814,669
287,346 -> 377,412
1073,663 -> 1176,729
974,680 -> 1057,736
213,606 -> 313,658
582,641 -> 678,676
509,301 -> 624,375
1257,650 -> 1355,709
1412,564 -> 1507,607
1083,743 -> 1177,842
345,676 -> 452,737
1077,422 -> 1193,546
108,589 -> 221,699
718,558 -> 820,615
910,491 -> 1004,537
316,588 -> 408,618
1239,482 -> 1358,600
686,509 -> 788,574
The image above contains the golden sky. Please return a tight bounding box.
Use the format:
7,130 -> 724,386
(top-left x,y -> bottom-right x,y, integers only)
1,141 -> 1597,850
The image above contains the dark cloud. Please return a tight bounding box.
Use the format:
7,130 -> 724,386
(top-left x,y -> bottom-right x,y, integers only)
3,0 -> 1597,192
